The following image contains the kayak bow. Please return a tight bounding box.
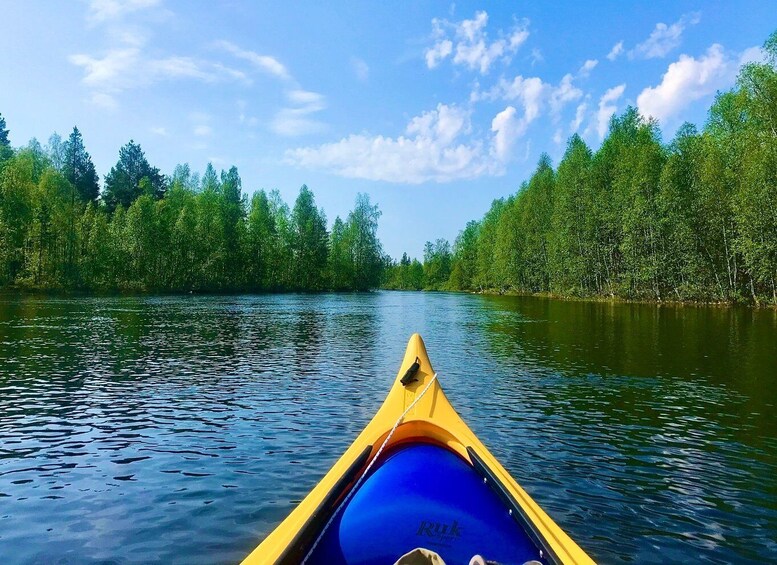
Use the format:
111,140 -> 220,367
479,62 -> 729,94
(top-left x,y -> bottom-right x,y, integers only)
243,334 -> 594,565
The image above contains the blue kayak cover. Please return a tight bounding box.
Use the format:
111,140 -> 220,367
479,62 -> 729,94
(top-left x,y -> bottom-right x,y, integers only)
308,443 -> 543,564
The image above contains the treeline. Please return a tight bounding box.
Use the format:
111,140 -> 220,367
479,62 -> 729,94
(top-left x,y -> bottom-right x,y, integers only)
386,31 -> 777,304
0,123 -> 384,292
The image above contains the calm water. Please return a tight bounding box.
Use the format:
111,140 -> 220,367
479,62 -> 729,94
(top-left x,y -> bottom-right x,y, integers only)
1,292 -> 776,564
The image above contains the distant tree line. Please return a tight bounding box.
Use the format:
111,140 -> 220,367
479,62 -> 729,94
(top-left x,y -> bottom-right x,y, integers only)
0,123 -> 384,292
384,31 -> 777,304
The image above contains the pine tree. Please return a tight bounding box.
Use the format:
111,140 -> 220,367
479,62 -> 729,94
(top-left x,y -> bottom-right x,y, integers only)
63,127 -> 99,202
103,140 -> 166,211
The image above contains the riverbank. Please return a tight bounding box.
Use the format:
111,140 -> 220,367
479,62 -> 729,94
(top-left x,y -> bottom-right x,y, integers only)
381,286 -> 777,308
4,284 -> 775,308
0,285 -> 378,297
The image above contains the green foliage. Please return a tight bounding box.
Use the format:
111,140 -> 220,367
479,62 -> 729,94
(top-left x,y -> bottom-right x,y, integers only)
422,239 -> 452,289
0,112 -> 12,167
0,115 -> 387,292
0,113 -> 9,147
328,193 -> 383,291
290,185 -> 328,290
103,140 -> 167,211
382,252 -> 424,290
429,29 -> 777,304
449,220 -> 479,290
63,127 -> 99,202
548,134 -> 594,294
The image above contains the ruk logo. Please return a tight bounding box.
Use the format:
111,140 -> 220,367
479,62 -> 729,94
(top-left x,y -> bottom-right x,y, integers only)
416,519 -> 462,545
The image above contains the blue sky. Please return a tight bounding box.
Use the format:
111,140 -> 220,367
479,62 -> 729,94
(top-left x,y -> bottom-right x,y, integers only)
1,1 -> 774,259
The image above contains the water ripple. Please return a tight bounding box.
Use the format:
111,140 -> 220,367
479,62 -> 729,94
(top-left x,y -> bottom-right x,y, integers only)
0,293 -> 776,564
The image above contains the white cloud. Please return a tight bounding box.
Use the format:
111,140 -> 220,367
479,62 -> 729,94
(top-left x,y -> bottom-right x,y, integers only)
214,40 -> 290,80
490,76 -> 547,123
637,44 -> 760,125
86,0 -> 160,24
70,37 -> 247,108
739,46 -> 765,66
286,103 -> 505,183
351,57 -> 369,81
595,84 -> 626,138
607,41 -> 624,61
631,12 -> 700,60
287,90 -> 325,106
272,90 -> 327,137
571,102 -> 587,132
211,62 -> 249,83
193,125 -> 212,137
491,106 -> 523,160
473,72 -> 582,125
148,56 -> 214,81
425,11 -> 529,74
530,48 -> 544,66
69,48 -> 140,89
150,126 -> 167,136
426,39 -> 453,68
550,74 -> 583,116
578,59 -> 598,77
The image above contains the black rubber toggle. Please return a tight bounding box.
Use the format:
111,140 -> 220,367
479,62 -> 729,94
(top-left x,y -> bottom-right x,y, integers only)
400,357 -> 421,386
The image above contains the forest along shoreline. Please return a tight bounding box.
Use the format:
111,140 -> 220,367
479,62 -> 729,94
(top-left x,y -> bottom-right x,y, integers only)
1,31 -> 776,305
384,31 -> 777,307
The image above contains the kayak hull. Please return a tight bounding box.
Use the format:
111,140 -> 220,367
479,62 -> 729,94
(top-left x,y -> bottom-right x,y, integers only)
242,334 -> 594,565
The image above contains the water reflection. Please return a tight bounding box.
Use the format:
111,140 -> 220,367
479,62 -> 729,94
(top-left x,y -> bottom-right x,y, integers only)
0,292 -> 775,563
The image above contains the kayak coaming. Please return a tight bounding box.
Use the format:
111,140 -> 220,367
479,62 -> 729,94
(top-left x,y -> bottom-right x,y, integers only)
242,334 -> 594,565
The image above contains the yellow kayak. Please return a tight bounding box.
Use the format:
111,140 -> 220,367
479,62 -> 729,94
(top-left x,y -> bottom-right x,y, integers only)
243,334 -> 594,564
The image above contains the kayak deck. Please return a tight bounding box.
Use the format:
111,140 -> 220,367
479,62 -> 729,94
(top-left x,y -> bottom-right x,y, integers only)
308,443 -> 542,564
242,334 -> 594,565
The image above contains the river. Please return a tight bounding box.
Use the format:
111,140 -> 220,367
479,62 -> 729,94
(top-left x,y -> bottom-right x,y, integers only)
1,292 -> 776,563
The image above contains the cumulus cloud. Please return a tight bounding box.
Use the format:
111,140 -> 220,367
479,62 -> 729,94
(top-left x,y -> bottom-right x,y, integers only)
631,12 -> 701,59
473,72 -> 582,124
491,106 -> 523,160
426,39 -> 453,68
607,41 -> 624,61
425,11 -> 530,74
578,59 -> 598,77
596,84 -> 626,138
550,74 -> 583,116
286,103 -> 509,183
637,44 -> 762,124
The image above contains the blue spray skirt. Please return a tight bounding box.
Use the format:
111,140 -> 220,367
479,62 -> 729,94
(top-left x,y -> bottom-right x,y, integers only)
309,444 -> 542,564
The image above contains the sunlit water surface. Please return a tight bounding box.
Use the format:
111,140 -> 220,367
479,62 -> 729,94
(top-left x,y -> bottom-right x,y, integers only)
1,292 -> 776,563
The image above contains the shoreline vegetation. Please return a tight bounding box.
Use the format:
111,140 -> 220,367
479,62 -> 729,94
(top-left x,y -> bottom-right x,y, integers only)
0,125 -> 384,293
1,31 -> 775,305
385,31 -> 777,307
